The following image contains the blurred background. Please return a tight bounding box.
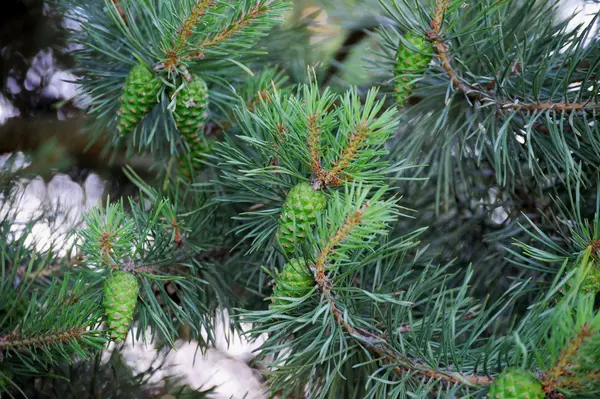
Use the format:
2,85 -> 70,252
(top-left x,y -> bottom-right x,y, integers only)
0,0 -> 599,397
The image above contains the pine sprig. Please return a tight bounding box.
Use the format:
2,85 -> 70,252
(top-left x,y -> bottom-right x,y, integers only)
312,185 -> 399,279
79,200 -> 135,269
242,186 -> 516,397
377,0 -> 600,205
542,323 -> 597,394
507,275 -> 600,398
57,0 -> 290,157
215,80 -> 412,253
76,185 -> 235,345
0,275 -> 106,372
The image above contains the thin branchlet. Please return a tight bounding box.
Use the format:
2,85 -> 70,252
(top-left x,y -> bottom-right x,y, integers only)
100,231 -> 115,266
312,203 -> 493,387
428,0 -> 599,112
430,0 -> 447,36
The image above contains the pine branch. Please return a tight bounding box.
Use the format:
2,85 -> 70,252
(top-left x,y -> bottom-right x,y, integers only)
428,0 -> 600,112
430,0 -> 447,36
312,202 -> 493,388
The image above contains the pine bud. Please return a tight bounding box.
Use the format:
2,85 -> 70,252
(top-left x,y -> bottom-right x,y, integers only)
103,271 -> 139,343
277,182 -> 327,256
487,369 -> 544,399
117,63 -> 161,136
270,258 -> 314,309
174,75 -> 209,140
394,34 -> 433,107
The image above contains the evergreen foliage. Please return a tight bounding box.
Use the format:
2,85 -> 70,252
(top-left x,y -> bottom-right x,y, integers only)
2,0 -> 600,397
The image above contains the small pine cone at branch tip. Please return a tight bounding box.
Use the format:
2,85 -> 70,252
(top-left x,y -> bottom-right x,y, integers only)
117,63 -> 161,136
173,75 -> 209,141
394,33 -> 433,107
487,369 -> 545,399
277,182 -> 327,256
103,270 -> 140,343
270,258 -> 314,309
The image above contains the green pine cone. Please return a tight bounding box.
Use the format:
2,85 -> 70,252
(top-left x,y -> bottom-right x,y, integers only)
487,369 -> 545,399
270,258 -> 314,309
117,63 -> 161,135
103,271 -> 140,343
394,33 -> 433,107
174,75 -> 209,140
277,182 -> 327,256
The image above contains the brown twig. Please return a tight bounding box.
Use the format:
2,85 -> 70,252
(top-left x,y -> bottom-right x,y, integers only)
311,203 -> 493,387
313,204 -> 367,286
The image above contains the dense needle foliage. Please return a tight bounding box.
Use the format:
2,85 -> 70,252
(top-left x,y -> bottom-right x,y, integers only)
1,0 -> 600,398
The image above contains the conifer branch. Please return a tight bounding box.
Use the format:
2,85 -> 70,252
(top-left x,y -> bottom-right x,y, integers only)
323,285 -> 493,387
164,0 -> 215,70
320,121 -> 369,187
312,203 -> 493,387
0,328 -> 89,352
197,2 -> 271,49
428,0 -> 599,112
542,323 -> 595,393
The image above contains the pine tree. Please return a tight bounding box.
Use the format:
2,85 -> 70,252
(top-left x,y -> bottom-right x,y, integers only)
2,0 -> 600,398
